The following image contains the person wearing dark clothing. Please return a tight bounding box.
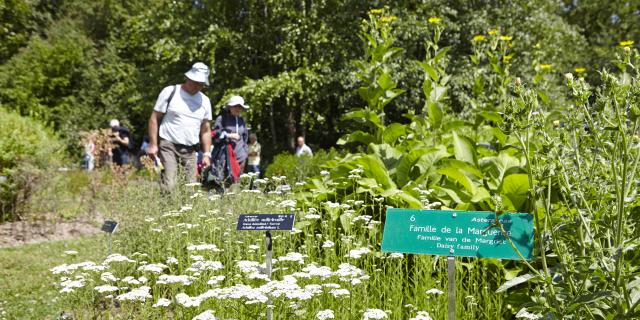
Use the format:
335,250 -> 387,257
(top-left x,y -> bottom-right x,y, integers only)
211,95 -> 249,176
110,119 -> 131,166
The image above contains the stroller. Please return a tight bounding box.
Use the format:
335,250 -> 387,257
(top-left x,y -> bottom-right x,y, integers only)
201,136 -> 241,193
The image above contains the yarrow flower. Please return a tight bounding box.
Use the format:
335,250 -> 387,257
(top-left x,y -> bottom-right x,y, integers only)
619,40 -> 634,47
363,308 -> 388,319
425,288 -> 444,295
488,28 -> 499,35
153,298 -> 171,308
316,309 -> 335,319
428,17 -> 441,24
193,310 -> 218,320
369,8 -> 383,15
95,285 -> 119,293
116,286 -> 151,302
499,35 -> 512,41
472,35 -> 486,42
410,311 -> 433,320
539,64 -> 552,70
345,247 -> 371,259
574,67 -> 586,74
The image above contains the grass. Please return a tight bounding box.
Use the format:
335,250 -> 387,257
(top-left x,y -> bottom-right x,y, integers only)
0,235 -> 106,319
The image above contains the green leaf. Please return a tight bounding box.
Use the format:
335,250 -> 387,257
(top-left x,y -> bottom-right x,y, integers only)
369,143 -> 403,171
434,46 -> 451,64
337,131 -> 376,145
471,187 -> 491,203
500,173 -> 530,211
452,131 -> 477,165
437,167 -> 477,194
428,102 -> 443,128
421,62 -> 439,82
377,72 -> 395,90
382,123 -> 406,144
395,146 -> 450,186
496,274 -> 535,293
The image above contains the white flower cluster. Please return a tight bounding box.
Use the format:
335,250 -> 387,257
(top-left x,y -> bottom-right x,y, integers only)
363,308 -> 387,319
409,311 -> 433,320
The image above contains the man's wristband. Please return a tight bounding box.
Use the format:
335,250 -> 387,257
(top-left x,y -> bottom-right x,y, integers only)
203,152 -> 211,158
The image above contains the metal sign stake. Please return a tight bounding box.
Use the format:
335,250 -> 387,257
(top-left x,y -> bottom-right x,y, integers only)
265,231 -> 273,320
108,233 -> 112,256
447,255 -> 456,320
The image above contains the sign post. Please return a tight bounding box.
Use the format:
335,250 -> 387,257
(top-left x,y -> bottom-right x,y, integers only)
101,220 -> 119,255
237,214 -> 295,320
381,209 -> 534,319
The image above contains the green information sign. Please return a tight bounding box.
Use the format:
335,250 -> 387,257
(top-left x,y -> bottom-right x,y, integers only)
381,209 -> 534,260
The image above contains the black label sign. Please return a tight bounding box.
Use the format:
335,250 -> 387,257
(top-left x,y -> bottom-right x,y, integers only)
237,214 -> 295,231
101,220 -> 119,233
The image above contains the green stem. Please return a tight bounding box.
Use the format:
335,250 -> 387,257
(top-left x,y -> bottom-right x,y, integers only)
516,130 -> 557,301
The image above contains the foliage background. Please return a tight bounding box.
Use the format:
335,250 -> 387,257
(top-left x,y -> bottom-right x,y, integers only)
0,0 -> 637,158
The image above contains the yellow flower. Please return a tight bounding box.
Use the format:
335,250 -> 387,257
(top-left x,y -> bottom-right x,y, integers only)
428,17 -> 442,24
534,43 -> 541,49
369,8 -> 383,15
503,55 -> 513,63
472,35 -> 486,42
488,28 -> 499,35
540,64 -> 552,70
574,67 -> 586,73
380,16 -> 397,23
499,35 -> 513,41
619,40 -> 634,47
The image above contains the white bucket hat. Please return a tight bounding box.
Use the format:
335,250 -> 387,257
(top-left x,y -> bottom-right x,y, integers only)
226,95 -> 249,109
109,119 -> 120,128
185,62 -> 210,85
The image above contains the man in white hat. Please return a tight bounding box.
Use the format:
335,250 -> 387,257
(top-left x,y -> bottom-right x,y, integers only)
147,62 -> 213,192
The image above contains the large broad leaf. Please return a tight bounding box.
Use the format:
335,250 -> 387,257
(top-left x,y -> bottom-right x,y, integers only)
500,173 -> 530,211
496,273 -> 535,293
480,152 -> 523,190
437,167 -> 477,194
388,191 -> 423,208
471,187 -> 491,203
342,109 -> 383,129
337,131 -> 375,145
369,143 -> 403,173
452,131 -> 477,165
356,154 -> 396,190
382,123 -> 406,145
440,159 -> 483,178
395,146 -> 451,186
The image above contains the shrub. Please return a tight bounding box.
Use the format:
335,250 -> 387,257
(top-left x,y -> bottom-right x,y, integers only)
264,148 -> 341,182
0,108 -> 64,221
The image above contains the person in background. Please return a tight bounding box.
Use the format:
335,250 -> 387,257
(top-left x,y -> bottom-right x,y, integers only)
295,136 -> 313,157
109,119 -> 131,166
83,132 -> 96,171
247,133 -> 261,174
147,62 -> 213,192
212,95 -> 250,175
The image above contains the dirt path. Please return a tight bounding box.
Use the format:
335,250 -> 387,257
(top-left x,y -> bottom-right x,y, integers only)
0,215 -> 102,248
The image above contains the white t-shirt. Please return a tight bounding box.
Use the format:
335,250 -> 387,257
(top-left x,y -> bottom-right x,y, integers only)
153,85 -> 212,146
295,144 -> 313,157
